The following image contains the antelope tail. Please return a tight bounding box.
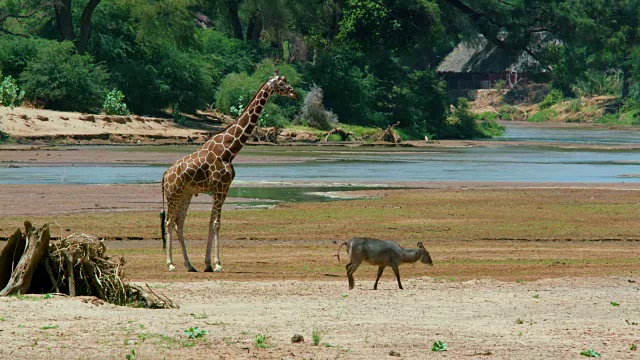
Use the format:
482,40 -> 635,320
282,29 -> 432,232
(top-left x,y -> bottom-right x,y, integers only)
337,241 -> 349,262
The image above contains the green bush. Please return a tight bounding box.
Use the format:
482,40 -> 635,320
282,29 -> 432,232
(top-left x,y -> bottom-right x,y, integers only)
196,29 -> 256,78
0,37 -> 43,79
216,59 -> 302,125
572,70 -> 621,97
441,98 -> 503,139
390,70 -> 448,136
155,49 -> 215,114
476,119 -> 505,137
539,89 -> 564,109
302,48 -> 383,126
20,41 -> 109,112
0,75 -> 25,108
529,108 -> 558,122
103,89 -> 130,115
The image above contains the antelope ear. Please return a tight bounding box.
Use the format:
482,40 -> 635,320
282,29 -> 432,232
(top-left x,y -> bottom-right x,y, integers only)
416,242 -> 424,248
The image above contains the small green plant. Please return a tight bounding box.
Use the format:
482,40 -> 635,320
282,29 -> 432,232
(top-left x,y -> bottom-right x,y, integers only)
0,316 -> 5,321
42,293 -> 53,299
230,96 -> 245,117
610,301 -> 620,307
254,333 -> 271,349
340,293 -> 349,298
539,89 -> 564,109
580,349 -> 601,357
431,340 -> 448,352
312,328 -> 322,346
0,130 -> 11,144
184,327 -> 208,339
532,294 -> 539,299
172,103 -> 187,125
125,348 -> 136,360
0,75 -> 25,108
630,343 -> 637,351
103,89 -> 130,115
40,325 -> 58,330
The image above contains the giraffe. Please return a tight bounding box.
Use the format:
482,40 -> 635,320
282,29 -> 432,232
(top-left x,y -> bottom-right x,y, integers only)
160,72 -> 298,272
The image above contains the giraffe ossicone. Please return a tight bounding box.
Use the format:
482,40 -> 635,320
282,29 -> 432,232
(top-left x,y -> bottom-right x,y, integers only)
160,72 -> 297,272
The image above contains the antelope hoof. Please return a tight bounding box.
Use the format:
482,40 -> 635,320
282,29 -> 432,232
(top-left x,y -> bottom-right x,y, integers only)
204,266 -> 214,272
187,266 -> 198,272
213,264 -> 222,272
168,264 -> 175,271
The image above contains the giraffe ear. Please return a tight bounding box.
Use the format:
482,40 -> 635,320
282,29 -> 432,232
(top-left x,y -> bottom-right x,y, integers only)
274,70 -> 280,77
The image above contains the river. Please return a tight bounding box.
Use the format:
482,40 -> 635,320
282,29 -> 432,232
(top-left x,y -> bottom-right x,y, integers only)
0,124 -> 638,185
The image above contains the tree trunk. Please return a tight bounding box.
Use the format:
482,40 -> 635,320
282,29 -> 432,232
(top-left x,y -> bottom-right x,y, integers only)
246,11 -> 262,42
227,2 -> 244,40
77,0 -> 102,54
0,221 -> 51,296
54,0 -> 75,41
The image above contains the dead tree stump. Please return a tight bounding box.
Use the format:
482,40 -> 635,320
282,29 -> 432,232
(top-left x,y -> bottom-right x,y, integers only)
0,221 -> 51,296
371,122 -> 401,144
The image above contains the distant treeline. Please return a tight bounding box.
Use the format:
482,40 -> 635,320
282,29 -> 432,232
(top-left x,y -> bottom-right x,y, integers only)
0,0 -> 639,138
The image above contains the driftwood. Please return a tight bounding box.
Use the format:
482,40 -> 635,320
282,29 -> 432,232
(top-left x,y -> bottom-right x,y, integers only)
323,127 -> 353,142
370,122 -> 401,144
0,221 -> 51,296
0,222 -> 177,309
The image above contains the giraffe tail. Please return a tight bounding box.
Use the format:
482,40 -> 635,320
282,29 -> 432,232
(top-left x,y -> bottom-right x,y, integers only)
160,210 -> 166,250
161,172 -> 167,250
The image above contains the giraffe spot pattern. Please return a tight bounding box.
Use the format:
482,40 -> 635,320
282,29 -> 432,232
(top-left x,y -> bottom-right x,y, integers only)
162,74 -> 295,270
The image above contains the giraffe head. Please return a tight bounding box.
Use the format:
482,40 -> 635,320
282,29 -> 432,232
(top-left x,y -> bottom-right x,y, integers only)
268,72 -> 298,100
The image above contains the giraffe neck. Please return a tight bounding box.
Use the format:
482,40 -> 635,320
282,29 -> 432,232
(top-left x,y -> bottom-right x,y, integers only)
205,82 -> 274,161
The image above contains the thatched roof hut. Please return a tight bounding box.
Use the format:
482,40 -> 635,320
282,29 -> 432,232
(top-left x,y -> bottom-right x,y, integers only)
437,35 -> 551,90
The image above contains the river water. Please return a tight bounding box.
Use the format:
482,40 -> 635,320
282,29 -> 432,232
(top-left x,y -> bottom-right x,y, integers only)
1,124 -> 638,185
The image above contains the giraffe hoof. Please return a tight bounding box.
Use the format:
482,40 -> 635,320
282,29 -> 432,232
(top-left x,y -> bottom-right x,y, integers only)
213,264 -> 222,272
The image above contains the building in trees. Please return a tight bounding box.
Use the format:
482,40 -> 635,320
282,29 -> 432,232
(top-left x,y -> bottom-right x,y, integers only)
437,35 -> 553,91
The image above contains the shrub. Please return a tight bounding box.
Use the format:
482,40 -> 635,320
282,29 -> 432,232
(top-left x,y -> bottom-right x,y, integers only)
155,49 -> 215,114
0,75 -> 25,108
539,89 -> 564,109
390,70 -> 448,137
572,70 -> 622,97
0,37 -> 43,79
297,85 -> 338,130
20,41 -> 109,112
529,108 -> 558,122
196,29 -> 256,78
302,47 -> 383,126
216,59 -> 302,125
103,89 -> 130,115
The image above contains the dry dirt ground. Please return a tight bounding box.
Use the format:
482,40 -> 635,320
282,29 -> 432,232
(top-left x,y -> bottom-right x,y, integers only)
1,182 -> 639,359
1,118 -> 640,358
1,277 -> 639,360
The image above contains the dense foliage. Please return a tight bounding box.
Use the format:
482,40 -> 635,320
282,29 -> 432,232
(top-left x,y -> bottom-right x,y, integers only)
1,0 -> 639,137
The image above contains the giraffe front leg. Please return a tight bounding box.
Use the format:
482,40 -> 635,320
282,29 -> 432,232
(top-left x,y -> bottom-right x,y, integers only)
205,200 -> 223,272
